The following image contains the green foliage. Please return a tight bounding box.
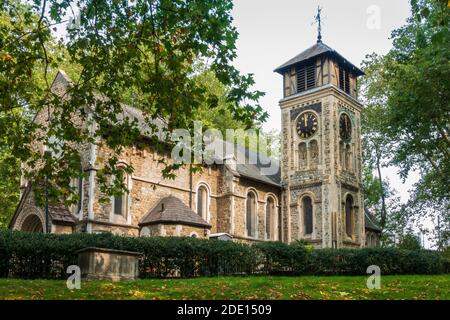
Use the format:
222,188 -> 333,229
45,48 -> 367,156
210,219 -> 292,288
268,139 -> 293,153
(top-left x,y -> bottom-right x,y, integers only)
0,147 -> 20,229
360,0 -> 449,244
0,0 -> 268,206
363,166 -> 383,209
307,248 -> 446,275
0,231 -> 447,279
398,233 -> 422,250
253,241 -> 308,275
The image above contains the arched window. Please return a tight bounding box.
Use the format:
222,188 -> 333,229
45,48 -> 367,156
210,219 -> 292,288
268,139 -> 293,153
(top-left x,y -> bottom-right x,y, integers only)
265,197 -> 275,240
345,195 -> 353,237
303,196 -> 313,235
196,185 -> 208,220
113,168 -> 128,218
309,140 -> 319,169
345,144 -> 352,171
246,192 -> 257,238
298,142 -> 307,169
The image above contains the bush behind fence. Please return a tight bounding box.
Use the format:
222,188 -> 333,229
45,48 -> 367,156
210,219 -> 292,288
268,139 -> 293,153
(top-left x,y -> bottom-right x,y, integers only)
0,231 -> 448,279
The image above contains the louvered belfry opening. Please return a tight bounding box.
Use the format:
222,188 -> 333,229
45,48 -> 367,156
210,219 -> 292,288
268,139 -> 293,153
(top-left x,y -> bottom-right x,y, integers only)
339,67 -> 350,94
296,60 -> 316,93
276,42 -> 364,99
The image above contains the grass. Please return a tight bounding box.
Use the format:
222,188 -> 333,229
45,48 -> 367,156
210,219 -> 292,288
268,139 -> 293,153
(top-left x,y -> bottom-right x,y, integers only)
0,275 -> 449,300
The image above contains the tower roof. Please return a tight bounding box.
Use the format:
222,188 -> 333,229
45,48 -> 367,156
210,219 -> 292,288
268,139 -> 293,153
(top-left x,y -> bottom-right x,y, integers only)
139,195 -> 211,228
274,41 -> 364,76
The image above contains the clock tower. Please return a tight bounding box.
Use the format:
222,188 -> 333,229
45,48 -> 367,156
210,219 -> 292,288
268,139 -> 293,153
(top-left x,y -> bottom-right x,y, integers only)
275,32 -> 366,248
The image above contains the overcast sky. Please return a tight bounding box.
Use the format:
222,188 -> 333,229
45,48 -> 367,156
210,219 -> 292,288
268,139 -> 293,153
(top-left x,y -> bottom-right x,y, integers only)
231,0 -> 411,132
230,0 -> 434,245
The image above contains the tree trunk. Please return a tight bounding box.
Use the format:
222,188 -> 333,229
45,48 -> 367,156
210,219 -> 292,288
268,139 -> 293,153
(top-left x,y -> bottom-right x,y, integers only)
375,147 -> 387,230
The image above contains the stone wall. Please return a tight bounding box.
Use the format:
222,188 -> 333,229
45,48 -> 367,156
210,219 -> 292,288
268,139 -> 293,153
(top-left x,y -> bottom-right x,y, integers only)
280,86 -> 365,248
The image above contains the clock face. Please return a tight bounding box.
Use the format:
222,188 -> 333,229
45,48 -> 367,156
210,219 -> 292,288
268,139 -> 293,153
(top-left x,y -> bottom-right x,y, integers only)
339,113 -> 352,140
296,112 -> 318,138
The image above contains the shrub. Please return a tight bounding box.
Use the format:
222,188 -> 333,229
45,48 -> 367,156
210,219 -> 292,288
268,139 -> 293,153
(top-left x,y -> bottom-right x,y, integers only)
0,231 -> 257,279
305,248 -> 446,275
253,241 -> 308,275
0,230 -> 447,279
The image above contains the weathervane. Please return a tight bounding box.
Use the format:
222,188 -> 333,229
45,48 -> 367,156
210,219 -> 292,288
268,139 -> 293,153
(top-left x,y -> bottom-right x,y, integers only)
314,6 -> 323,43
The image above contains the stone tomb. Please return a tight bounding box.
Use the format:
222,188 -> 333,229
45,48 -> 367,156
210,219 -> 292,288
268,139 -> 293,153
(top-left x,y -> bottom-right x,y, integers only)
77,247 -> 141,281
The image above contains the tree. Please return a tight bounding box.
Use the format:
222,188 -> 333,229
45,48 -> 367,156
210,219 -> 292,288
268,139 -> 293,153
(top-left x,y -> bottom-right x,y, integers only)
0,0 -> 268,205
398,233 -> 422,250
360,0 -> 449,245
0,146 -> 20,229
385,0 -> 449,204
360,53 -> 394,231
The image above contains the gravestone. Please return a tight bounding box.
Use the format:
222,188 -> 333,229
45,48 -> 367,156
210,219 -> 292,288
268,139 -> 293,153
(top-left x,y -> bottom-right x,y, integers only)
77,247 -> 141,281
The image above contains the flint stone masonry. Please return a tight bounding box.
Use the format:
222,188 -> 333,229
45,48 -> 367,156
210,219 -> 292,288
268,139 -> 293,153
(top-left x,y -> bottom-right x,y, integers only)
77,247 -> 141,281
11,37 -> 382,248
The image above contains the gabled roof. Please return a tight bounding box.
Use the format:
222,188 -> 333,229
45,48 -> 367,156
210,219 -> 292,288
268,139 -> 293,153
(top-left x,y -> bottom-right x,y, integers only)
48,203 -> 76,225
50,71 -> 281,188
208,139 -> 281,187
9,185 -> 76,229
364,208 -> 382,233
274,41 -> 364,76
139,195 -> 211,228
234,143 -> 280,187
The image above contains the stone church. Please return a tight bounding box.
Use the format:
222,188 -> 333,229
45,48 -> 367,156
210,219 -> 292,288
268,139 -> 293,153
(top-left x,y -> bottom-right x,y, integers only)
9,36 -> 381,248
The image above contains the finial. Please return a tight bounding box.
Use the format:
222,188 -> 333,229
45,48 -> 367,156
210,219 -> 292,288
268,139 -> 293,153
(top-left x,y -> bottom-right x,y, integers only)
314,6 -> 322,43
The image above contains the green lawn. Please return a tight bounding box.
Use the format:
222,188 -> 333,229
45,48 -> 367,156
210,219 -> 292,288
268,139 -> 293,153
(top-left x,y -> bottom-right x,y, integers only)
0,275 -> 448,300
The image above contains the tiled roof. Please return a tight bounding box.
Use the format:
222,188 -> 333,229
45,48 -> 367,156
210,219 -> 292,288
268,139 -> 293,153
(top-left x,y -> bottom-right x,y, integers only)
52,70 -> 281,188
139,195 -> 211,228
9,184 -> 76,228
364,208 -> 382,232
48,203 -> 76,225
232,142 -> 280,187
274,41 -> 364,76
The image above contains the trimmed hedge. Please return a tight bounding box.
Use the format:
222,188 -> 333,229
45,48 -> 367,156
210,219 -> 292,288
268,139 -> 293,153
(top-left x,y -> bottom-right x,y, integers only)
0,231 -> 256,279
0,230 -> 448,279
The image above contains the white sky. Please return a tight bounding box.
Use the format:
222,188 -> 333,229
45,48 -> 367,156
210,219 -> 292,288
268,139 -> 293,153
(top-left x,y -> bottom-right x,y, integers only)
231,0 -> 433,246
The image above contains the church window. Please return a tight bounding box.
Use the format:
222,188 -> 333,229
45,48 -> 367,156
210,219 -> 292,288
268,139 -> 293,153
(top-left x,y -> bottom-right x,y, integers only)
113,168 -> 128,218
196,185 -> 208,221
309,140 -> 319,169
345,195 -> 354,237
345,144 -> 352,171
296,61 -> 316,93
265,197 -> 275,240
298,142 -> 307,169
303,196 -> 313,235
246,191 -> 257,238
